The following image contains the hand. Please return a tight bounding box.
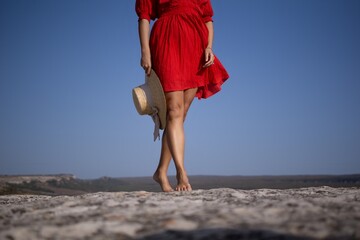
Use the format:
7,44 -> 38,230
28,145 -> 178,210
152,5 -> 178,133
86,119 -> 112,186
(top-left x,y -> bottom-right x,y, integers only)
140,50 -> 152,76
203,47 -> 215,68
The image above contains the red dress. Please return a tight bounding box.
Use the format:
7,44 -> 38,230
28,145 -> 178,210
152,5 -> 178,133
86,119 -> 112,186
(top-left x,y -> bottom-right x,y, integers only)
136,0 -> 229,99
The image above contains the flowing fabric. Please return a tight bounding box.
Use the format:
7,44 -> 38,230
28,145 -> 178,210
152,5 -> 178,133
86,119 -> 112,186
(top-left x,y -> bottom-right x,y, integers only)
136,0 -> 229,99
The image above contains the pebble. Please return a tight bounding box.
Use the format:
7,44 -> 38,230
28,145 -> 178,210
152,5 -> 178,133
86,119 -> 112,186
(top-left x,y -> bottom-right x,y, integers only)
0,187 -> 359,239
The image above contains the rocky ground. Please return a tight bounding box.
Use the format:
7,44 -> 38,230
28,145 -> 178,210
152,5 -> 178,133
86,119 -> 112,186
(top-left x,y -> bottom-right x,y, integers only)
0,186 -> 359,240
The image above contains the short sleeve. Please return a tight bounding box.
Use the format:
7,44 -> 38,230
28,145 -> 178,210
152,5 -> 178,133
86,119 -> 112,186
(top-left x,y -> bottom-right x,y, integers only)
200,0 -> 214,23
135,0 -> 157,22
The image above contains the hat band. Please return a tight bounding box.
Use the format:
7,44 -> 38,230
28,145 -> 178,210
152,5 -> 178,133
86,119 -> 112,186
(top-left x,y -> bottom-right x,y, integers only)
142,84 -> 155,111
150,106 -> 161,141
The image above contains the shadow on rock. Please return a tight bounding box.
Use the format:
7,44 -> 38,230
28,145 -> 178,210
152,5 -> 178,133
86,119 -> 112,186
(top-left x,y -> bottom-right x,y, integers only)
138,228 -> 315,240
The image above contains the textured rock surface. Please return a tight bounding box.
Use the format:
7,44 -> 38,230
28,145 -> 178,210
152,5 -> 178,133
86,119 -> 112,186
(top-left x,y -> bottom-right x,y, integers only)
0,187 -> 359,239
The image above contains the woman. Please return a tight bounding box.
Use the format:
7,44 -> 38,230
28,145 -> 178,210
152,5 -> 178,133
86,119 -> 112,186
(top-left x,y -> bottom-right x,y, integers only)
136,0 -> 229,192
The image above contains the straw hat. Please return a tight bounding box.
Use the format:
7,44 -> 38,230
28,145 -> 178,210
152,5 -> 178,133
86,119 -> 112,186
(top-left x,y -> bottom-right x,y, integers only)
132,69 -> 167,141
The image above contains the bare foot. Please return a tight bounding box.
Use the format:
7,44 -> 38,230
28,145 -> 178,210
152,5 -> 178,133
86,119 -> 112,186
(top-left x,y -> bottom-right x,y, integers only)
176,170 -> 192,191
153,171 -> 174,192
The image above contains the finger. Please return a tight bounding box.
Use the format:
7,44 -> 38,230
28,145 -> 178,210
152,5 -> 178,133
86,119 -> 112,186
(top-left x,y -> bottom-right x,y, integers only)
203,60 -> 214,68
203,59 -> 211,67
146,66 -> 151,76
205,52 -> 210,62
205,54 -> 215,67
204,53 -> 212,66
203,57 -> 214,68
208,53 -> 212,62
203,63 -> 211,68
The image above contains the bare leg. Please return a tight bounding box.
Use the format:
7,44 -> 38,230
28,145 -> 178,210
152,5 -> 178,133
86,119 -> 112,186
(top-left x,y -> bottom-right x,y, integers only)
183,88 -> 198,122
175,88 -> 197,191
153,88 -> 197,192
165,91 -> 188,191
153,130 -> 174,192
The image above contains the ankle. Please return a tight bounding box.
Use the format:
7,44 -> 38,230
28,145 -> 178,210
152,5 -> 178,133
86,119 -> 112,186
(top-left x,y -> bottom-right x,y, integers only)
176,168 -> 187,177
155,168 -> 168,176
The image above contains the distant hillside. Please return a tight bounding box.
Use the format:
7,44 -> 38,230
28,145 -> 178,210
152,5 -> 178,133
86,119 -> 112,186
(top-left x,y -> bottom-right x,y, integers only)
1,174 -> 359,196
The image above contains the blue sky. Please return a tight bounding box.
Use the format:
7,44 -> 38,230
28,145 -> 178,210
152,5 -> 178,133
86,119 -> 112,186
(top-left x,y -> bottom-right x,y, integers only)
1,0 -> 359,179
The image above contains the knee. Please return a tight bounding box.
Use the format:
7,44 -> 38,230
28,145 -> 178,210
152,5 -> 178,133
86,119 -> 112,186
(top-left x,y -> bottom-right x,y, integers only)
167,102 -> 184,121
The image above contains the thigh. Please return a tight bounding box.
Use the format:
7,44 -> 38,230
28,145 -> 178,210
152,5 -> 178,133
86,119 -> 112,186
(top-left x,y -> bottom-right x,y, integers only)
184,88 -> 198,112
183,88 -> 198,120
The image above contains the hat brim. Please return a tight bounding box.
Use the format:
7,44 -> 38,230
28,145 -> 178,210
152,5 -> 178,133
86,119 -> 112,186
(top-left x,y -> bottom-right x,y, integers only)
147,70 -> 167,129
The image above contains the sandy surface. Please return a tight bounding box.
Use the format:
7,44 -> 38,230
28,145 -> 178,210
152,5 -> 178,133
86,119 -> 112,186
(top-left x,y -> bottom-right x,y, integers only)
1,186 -> 359,239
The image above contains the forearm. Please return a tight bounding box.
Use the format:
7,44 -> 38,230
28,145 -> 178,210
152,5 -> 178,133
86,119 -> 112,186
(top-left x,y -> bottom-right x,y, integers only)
205,21 -> 214,49
138,19 -> 152,75
138,19 -> 151,54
